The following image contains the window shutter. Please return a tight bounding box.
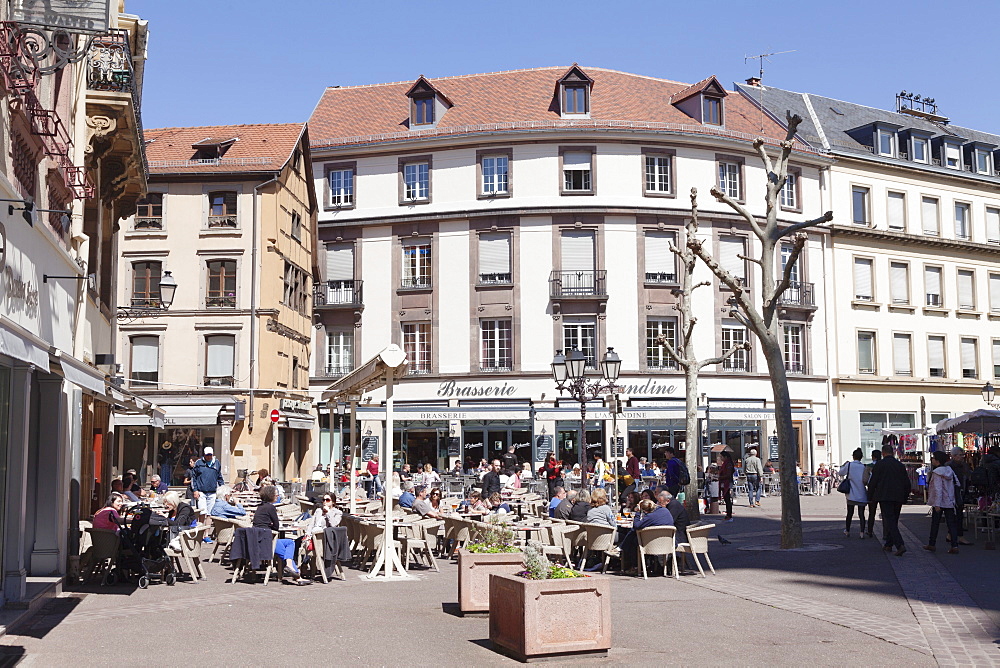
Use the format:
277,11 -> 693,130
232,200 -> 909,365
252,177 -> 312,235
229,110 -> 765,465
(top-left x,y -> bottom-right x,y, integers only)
991,274 -> 1000,312
644,232 -> 675,275
961,338 -> 976,371
479,233 -> 511,274
887,192 -> 905,229
925,266 -> 942,299
921,197 -> 938,234
132,337 -> 158,372
207,335 -> 235,377
958,271 -> 975,309
853,258 -> 873,299
893,334 -> 911,375
563,151 -> 591,170
858,333 -> 873,371
325,243 -> 354,281
928,336 -> 945,371
987,208 -> 1000,243
890,262 -> 908,303
719,236 -> 745,280
561,231 -> 595,271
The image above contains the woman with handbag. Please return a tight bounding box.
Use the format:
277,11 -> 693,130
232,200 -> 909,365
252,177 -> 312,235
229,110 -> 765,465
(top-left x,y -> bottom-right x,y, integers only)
839,448 -> 869,538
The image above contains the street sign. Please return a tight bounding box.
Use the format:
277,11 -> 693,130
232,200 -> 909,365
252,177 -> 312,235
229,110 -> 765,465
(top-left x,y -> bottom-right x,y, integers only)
270,409 -> 280,423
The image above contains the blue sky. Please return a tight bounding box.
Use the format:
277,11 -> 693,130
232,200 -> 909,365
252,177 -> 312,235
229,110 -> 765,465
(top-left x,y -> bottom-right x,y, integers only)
130,0 -> 1000,133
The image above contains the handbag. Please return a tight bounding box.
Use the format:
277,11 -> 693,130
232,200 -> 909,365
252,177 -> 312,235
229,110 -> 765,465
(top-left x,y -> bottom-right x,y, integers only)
837,462 -> 852,494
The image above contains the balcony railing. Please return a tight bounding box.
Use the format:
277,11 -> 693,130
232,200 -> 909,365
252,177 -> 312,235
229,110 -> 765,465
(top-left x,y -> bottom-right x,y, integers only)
131,296 -> 162,309
644,272 -> 677,284
206,295 -> 237,308
314,280 -> 363,307
400,276 -> 431,289
319,365 -> 354,378
204,376 -> 235,387
785,361 -> 807,375
207,214 -> 238,229
549,270 -> 608,298
134,216 -> 163,230
480,363 -> 513,373
647,361 -> 679,371
407,365 -> 432,376
87,30 -> 146,178
721,357 -> 751,372
478,272 -> 512,285
776,281 -> 815,308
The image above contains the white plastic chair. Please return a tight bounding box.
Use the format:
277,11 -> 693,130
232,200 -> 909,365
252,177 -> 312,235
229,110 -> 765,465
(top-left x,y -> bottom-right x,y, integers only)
677,523 -> 716,577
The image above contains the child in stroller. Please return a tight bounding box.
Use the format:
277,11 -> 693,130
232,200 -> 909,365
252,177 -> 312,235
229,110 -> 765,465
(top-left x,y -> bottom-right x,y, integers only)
113,504 -> 177,588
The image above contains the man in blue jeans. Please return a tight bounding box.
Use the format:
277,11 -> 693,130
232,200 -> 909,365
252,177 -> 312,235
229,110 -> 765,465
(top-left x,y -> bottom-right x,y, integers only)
662,447 -> 683,497
190,446 -> 224,514
743,447 -> 764,507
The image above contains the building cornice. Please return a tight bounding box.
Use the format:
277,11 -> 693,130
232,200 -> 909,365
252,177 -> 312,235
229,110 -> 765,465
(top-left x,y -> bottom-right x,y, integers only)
831,150 -> 1000,190
830,224 -> 1000,255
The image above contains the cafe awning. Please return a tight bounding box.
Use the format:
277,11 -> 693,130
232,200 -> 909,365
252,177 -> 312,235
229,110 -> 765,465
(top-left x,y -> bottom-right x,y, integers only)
935,409 -> 1000,434
115,403 -> 223,427
0,318 -> 49,368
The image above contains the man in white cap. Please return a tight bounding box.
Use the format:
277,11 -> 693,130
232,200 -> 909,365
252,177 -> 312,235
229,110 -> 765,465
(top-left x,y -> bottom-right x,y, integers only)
190,446 -> 224,515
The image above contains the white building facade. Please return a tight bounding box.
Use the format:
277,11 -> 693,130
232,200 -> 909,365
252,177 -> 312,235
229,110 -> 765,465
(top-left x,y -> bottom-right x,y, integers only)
308,67 -> 834,473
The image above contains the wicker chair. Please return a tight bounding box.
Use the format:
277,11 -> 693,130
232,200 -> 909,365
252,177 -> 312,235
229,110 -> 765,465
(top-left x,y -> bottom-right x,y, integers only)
636,525 -> 678,579
83,527 -> 120,585
168,525 -> 210,580
677,523 -> 716,577
576,523 -> 616,573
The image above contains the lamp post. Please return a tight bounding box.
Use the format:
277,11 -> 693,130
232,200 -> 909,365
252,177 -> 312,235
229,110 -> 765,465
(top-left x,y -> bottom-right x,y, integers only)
550,347 -> 621,471
117,270 -> 178,321
982,382 -> 997,408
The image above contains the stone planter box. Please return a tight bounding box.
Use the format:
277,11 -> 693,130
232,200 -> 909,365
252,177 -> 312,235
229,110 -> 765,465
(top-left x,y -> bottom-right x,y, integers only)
488,572 -> 611,662
457,548 -> 524,615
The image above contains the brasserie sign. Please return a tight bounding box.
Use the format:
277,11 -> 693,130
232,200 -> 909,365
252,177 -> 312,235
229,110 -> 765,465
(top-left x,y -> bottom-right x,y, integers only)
12,0 -> 111,33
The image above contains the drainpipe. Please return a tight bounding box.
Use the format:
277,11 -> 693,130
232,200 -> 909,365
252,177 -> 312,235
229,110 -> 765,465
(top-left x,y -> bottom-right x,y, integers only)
249,176 -> 278,435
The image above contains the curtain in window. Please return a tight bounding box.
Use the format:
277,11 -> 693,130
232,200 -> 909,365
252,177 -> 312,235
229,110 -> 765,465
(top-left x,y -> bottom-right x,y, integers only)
132,336 -> 158,373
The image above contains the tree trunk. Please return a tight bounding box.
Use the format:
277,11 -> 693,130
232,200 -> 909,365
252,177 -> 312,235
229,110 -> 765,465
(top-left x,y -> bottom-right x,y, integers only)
760,331 -> 803,549
683,364 -> 700,520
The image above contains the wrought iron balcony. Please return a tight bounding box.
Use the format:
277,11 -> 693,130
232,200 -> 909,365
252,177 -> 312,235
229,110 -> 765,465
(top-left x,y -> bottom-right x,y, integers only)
644,272 -> 677,285
720,357 -> 751,373
784,361 -> 808,375
549,270 -> 608,299
480,363 -> 513,373
400,276 -> 431,289
207,214 -> 238,229
319,365 -> 354,378
314,280 -> 363,307
204,376 -> 235,387
776,281 -> 816,308
478,272 -> 512,286
134,216 -> 163,231
206,295 -> 237,309
131,296 -> 163,309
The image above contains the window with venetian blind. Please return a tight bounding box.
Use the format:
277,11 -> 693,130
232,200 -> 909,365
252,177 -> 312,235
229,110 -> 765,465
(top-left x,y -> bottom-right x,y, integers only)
853,257 -> 874,301
960,337 -> 978,379
205,335 -> 235,386
887,191 -> 906,230
924,266 -> 943,307
987,207 -> 1000,244
130,335 -> 159,387
889,262 -> 909,304
957,269 -> 976,310
478,232 -> 511,284
990,273 -> 1000,313
921,196 -> 939,236
892,333 -> 912,376
857,331 -> 876,374
562,151 -> 593,192
928,335 -> 946,377
992,339 -> 1000,378
325,243 -> 356,303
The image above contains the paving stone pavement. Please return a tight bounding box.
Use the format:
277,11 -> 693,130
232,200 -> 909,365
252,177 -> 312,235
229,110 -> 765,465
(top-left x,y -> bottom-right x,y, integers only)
888,523 -> 1000,667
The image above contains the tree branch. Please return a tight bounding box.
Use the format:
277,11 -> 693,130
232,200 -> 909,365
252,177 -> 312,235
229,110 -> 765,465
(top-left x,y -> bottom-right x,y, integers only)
687,236 -> 743,295
777,211 -> 834,239
697,341 -> 750,370
765,233 -> 807,323
709,186 -> 764,240
739,253 -> 763,267
655,335 -> 690,370
753,138 -> 774,176
691,280 -> 712,291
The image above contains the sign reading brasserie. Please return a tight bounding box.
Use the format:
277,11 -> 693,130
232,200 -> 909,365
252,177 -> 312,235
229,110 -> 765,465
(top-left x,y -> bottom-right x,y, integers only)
435,378 -> 678,398
12,0 -> 112,33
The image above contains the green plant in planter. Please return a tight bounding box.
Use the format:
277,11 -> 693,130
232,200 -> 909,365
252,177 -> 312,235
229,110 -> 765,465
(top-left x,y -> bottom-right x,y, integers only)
518,541 -> 588,579
465,515 -> 520,554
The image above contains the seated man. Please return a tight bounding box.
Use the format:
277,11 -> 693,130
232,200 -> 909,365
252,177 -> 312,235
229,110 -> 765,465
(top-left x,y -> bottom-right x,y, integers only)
548,486 -> 566,517
398,482 -> 416,509
411,485 -> 440,518
663,491 -> 690,544
149,474 -> 169,495
210,486 -> 247,519
618,493 -> 674,573
119,475 -> 141,503
554,489 -> 578,521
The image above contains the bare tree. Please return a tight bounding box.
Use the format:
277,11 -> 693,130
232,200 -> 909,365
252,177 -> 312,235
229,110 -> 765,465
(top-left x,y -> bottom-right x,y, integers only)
688,113 -> 832,548
656,189 -> 748,520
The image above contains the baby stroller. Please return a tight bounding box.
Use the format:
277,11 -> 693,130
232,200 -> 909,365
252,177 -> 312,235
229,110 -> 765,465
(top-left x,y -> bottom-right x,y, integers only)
115,505 -> 177,588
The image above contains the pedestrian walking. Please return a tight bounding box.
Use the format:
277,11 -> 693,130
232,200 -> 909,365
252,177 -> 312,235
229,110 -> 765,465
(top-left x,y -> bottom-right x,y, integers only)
924,450 -> 960,554
868,443 -> 911,556
865,449 -> 882,539
189,446 -> 224,514
718,450 -> 735,522
945,447 -> 973,546
743,447 -> 764,507
839,448 -> 868,538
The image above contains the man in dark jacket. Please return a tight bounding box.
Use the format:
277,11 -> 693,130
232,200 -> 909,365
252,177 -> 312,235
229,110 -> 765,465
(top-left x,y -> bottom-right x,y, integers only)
481,459 -> 502,498
664,491 -> 690,544
868,444 -> 911,556
500,445 -> 518,476
190,447 -> 224,515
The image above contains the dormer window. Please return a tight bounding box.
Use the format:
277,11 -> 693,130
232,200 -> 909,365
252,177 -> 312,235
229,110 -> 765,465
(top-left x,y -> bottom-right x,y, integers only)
405,76 -> 451,129
942,140 -> 962,169
412,96 -> 434,126
877,128 -> 896,157
703,97 -> 722,126
974,146 -> 995,175
556,64 -> 594,119
670,75 -> 728,127
191,137 -> 236,161
911,136 -> 929,163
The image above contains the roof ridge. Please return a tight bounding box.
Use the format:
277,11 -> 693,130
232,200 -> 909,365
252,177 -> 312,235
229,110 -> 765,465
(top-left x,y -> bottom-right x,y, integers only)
321,66 -> 689,92
145,122 -> 304,133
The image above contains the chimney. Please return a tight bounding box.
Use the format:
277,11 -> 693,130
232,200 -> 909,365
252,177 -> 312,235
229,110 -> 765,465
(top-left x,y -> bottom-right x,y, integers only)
745,76 -> 762,87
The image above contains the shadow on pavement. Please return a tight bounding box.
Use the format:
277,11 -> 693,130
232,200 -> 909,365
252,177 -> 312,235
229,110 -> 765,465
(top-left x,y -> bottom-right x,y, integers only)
6,596 -> 83,640
0,646 -> 25,668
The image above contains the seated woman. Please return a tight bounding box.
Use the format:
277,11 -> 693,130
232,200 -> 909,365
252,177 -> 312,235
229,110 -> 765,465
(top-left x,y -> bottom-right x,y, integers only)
162,492 -> 196,536
520,462 -> 534,480
508,467 -> 523,490
462,490 -> 489,513
210,486 -> 247,519
308,494 -> 343,532
487,492 -> 511,514
570,489 -> 592,521
253,485 -> 304,580
93,493 -> 126,532
428,488 -> 443,513
565,464 -> 582,482
620,491 -> 641,515
421,463 -> 441,487
639,489 -> 656,504
586,488 -> 616,527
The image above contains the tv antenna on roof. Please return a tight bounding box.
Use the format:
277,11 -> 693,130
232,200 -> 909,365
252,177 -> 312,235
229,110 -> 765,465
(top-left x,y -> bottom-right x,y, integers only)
744,49 -> 796,133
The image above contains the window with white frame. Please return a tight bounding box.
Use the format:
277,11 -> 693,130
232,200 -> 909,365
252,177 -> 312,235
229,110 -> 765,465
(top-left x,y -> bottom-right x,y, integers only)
976,148 -> 993,175
402,323 -> 431,374
207,191 -> 238,228
990,273 -> 1000,313
205,334 -> 235,387
889,262 -> 910,304
993,339 -> 1000,378
921,196 -> 939,235
780,244 -> 800,283
644,154 -> 672,194
401,240 -> 431,288
718,161 -> 740,199
852,186 -> 870,225
924,266 -> 943,307
928,335 -> 946,377
324,243 -> 356,303
911,136 -> 929,163
783,324 -> 804,373
877,128 -> 896,157
987,207 -> 1000,244
130,335 -> 159,387
853,257 -> 874,301
481,155 -> 509,195
943,142 -> 962,169
721,324 -> 749,371
646,318 -> 677,370
326,330 -> 353,376
857,331 -> 876,374
562,151 -> 592,192
480,319 -> 512,371
961,337 -> 978,379
478,232 -> 511,284
779,172 -> 797,209
403,161 -> 429,201
644,231 -> 676,283
328,168 -> 354,206
955,202 -> 971,240
719,235 -> 746,284
562,321 -> 596,369
887,191 -> 906,230
892,333 -> 912,376
957,269 -> 976,310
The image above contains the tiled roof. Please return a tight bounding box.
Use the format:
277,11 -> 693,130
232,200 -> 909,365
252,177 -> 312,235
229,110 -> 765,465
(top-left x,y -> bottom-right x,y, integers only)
309,66 -> 804,150
144,123 -> 305,175
669,75 -> 725,104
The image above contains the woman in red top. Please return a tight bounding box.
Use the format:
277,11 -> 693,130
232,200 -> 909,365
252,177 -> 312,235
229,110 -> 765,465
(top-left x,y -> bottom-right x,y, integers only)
541,454 -> 562,499
366,455 -> 382,498
718,451 -> 735,522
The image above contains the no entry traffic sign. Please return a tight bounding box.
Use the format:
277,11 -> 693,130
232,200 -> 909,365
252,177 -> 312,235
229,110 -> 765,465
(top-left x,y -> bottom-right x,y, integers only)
270,409 -> 280,423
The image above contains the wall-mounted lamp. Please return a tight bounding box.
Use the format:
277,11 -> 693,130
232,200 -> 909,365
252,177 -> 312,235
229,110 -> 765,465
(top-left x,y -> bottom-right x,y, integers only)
0,196 -> 34,226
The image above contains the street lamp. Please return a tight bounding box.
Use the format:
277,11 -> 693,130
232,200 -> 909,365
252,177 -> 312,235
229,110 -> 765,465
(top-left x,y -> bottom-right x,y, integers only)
117,270 -> 179,322
550,346 -> 622,470
982,382 -> 996,406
